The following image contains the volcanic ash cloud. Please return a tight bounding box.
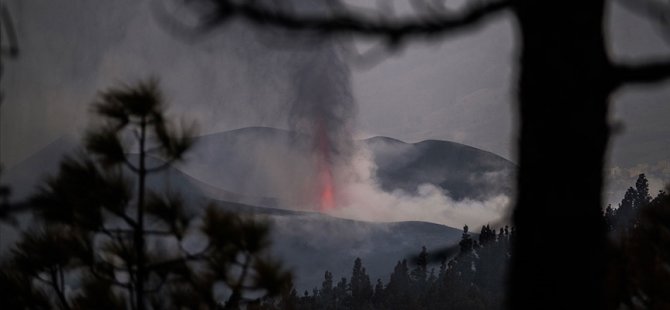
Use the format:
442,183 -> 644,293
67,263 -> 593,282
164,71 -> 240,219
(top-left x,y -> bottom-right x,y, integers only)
325,143 -> 511,229
287,42 -> 356,212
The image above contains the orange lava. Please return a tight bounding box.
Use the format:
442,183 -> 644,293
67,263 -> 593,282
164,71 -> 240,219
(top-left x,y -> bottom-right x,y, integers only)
316,120 -> 336,211
319,168 -> 335,211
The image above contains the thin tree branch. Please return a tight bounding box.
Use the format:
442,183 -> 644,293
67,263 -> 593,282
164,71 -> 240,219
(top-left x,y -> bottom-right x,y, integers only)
105,210 -> 139,229
34,273 -> 53,285
203,0 -> 511,44
124,158 -> 140,173
145,159 -> 175,174
99,227 -> 173,236
0,5 -> 20,57
88,259 -> 134,289
225,252 -> 251,309
613,59 -> 670,87
145,248 -> 210,272
50,267 -> 72,310
58,267 -> 65,297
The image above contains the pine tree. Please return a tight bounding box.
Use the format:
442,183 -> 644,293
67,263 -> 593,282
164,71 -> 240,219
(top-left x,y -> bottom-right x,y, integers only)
319,270 -> 334,309
386,259 -> 413,309
617,187 -> 638,231
604,204 -> 615,232
350,257 -> 372,309
1,80 -> 291,309
609,184 -> 670,309
635,174 -> 652,208
372,278 -> 384,309
411,246 -> 428,284
459,225 -> 474,254
334,277 -> 350,309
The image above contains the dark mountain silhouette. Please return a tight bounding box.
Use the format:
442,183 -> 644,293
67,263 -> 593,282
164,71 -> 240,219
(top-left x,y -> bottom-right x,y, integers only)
367,136 -> 515,200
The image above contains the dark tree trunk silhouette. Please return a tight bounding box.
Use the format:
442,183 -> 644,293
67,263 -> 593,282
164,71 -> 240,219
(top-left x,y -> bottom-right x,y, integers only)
510,2 -> 611,308
135,116 -> 147,310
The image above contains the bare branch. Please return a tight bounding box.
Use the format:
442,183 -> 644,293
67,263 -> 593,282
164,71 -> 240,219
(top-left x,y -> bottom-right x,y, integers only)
0,5 -> 20,57
124,157 -> 140,173
107,209 -> 139,229
145,248 -> 210,272
50,267 -> 72,310
145,160 -> 175,174
613,59 -> 670,87
202,0 -> 511,44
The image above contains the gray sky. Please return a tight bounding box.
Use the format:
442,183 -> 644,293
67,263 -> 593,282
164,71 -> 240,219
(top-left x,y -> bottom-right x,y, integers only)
2,0 -> 669,205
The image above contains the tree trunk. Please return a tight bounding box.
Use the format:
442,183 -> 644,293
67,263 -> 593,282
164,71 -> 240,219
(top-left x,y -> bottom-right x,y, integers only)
509,2 -> 611,309
135,117 -> 147,310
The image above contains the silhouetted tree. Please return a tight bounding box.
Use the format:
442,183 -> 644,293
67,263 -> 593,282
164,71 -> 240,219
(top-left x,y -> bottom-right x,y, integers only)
459,225 -> 474,254
334,276 -> 351,309
318,270 -> 334,309
371,278 -> 384,309
635,174 -> 652,208
411,246 -> 429,286
604,204 -> 616,232
386,259 -> 413,309
607,184 -> 670,309
0,80 -> 290,309
617,186 -> 639,230
350,258 -> 373,309
0,8 -> 22,219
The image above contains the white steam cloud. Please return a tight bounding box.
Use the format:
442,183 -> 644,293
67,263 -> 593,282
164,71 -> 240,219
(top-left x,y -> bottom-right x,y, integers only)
323,143 -> 511,228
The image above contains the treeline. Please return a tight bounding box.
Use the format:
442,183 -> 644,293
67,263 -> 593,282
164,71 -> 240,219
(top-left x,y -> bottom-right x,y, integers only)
254,174 -> 670,310
603,173 -> 667,234
254,225 -> 514,310
602,174 -> 670,309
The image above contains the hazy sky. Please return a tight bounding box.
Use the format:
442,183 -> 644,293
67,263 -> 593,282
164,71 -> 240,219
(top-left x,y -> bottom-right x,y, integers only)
2,0 -> 669,204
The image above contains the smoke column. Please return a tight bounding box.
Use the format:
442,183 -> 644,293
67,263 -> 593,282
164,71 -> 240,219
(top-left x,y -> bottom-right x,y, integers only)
288,42 -> 356,211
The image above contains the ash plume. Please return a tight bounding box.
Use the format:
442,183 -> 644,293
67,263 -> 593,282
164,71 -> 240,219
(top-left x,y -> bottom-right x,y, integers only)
287,41 -> 357,210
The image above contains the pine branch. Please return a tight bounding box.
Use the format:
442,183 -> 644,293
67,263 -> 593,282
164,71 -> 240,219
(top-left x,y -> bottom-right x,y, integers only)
106,209 -> 139,229
613,59 -> 670,87
50,267 -> 72,310
88,264 -> 133,289
145,160 -> 175,174
203,0 -> 511,44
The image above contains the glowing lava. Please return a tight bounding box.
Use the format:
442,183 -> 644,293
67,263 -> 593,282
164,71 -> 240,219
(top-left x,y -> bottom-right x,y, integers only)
315,120 -> 336,211
318,167 -> 335,211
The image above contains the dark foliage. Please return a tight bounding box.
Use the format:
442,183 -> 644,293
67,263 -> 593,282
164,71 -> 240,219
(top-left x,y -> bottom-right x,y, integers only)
0,80 -> 290,310
256,226 -> 512,310
605,174 -> 670,310
254,175 -> 668,310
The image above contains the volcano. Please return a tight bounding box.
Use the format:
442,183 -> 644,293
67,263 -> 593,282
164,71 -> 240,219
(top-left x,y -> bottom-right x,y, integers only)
4,127 -> 515,207
2,128 -> 510,290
